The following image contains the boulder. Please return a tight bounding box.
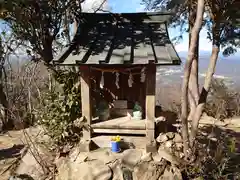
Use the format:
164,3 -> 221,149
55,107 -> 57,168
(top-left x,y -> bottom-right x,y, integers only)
159,165 -> 182,180
121,149 -> 142,169
155,148 -> 180,166
173,133 -> 182,143
152,152 -> 163,163
156,134 -> 168,143
155,116 -> 166,124
164,140 -> 173,148
166,132 -> 175,139
175,142 -> 183,151
55,157 -> 71,180
140,152 -> 152,162
133,161 -> 166,180
56,159 -> 112,180
69,148 -> 116,164
108,160 -> 124,180
16,145 -> 54,180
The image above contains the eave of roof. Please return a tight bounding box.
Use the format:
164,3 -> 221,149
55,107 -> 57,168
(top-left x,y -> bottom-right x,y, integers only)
54,12 -> 181,66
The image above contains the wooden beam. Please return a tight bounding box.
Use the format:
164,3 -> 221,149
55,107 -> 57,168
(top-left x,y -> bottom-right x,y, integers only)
80,66 -> 92,140
145,64 -> 156,151
92,128 -> 146,135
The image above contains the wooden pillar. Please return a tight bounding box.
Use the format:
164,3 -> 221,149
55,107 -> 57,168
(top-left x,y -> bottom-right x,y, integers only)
80,66 -> 92,140
145,64 -> 157,152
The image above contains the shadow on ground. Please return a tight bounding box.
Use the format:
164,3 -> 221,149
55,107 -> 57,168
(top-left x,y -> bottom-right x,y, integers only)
0,144 -> 24,161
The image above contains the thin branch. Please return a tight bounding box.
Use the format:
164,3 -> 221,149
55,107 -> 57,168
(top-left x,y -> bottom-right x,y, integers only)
93,0 -> 107,13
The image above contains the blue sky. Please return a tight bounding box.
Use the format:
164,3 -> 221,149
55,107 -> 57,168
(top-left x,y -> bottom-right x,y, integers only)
109,0 -> 212,52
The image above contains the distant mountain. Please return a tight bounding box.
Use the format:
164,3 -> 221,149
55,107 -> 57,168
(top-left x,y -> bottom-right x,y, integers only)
178,50 -> 240,59
157,50 -> 240,88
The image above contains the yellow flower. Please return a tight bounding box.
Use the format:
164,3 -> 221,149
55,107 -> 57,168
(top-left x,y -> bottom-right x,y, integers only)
111,135 -> 121,142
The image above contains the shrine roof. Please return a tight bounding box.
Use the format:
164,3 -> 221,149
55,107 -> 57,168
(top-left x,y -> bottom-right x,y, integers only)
54,12 -> 181,66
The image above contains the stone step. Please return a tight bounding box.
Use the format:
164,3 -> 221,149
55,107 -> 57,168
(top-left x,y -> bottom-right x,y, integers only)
91,135 -> 147,150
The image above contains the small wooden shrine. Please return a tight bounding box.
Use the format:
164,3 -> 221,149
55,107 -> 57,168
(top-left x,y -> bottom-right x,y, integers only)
54,12 -> 181,151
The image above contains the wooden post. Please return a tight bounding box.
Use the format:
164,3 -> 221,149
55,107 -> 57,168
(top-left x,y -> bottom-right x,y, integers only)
145,64 -> 157,152
80,66 -> 92,140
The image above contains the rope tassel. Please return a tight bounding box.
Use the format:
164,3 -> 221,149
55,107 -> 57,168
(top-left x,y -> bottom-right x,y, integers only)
115,72 -> 120,89
140,67 -> 146,82
100,72 -> 104,89
128,73 -> 133,87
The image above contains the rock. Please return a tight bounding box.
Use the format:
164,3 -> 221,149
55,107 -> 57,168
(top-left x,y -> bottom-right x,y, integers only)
175,143 -> 183,151
227,117 -> 240,127
108,160 -> 124,180
173,133 -> 182,143
166,132 -> 175,139
152,152 -> 163,162
133,161 -> 166,180
146,140 -> 157,153
156,148 -> 180,165
159,165 -> 182,180
16,145 -> 54,180
156,134 -> 168,143
140,152 -> 152,162
209,137 -> 218,142
70,147 -> 118,165
207,133 -> 218,142
155,116 -> 166,124
179,153 -> 184,159
122,149 -> 142,169
57,160 -> 112,180
69,151 -> 88,163
165,140 -> 173,148
86,161 -> 112,180
73,117 -> 85,128
88,149 -> 117,164
55,157 -> 71,180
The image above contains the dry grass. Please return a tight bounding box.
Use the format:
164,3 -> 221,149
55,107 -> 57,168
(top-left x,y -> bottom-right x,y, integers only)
3,60 -> 49,129
156,79 -> 240,121
205,79 -> 240,120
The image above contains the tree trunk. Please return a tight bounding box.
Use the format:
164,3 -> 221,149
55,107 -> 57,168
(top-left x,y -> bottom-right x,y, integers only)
180,0 -> 205,158
190,22 -> 220,146
190,45 -> 220,146
188,2 -> 200,122
188,35 -> 200,122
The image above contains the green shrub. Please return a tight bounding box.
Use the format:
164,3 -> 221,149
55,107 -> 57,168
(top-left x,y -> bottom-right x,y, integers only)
36,70 -> 83,148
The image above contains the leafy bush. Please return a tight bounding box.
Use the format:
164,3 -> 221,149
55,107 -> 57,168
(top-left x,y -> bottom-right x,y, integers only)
36,70 -> 83,148
205,79 -> 240,120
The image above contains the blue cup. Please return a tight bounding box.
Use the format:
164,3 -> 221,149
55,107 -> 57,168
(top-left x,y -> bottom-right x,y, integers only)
111,141 -> 120,152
